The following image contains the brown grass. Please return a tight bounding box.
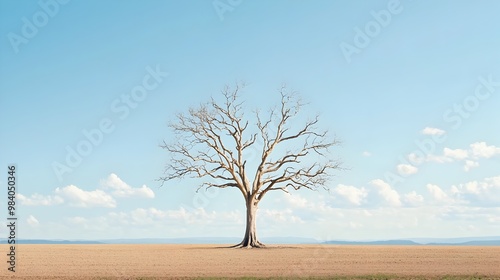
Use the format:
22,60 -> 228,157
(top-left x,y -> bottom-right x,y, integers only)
1,244 -> 499,279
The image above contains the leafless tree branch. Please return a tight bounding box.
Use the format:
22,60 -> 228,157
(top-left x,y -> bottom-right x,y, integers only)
160,84 -> 341,201
159,83 -> 342,248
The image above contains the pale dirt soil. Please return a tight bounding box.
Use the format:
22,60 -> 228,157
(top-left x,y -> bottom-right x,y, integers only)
1,244 -> 500,279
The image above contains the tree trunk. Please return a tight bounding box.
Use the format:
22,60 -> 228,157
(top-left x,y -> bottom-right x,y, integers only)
231,198 -> 265,248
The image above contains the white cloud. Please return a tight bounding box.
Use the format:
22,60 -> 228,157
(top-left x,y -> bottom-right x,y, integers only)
23,196 -> 500,241
281,193 -> 338,217
403,191 -> 424,206
333,184 -> 368,206
370,179 -> 401,207
443,148 -> 468,160
397,164 -> 418,176
161,207 -> 213,223
464,160 -> 479,172
451,176 -> 500,204
101,173 -> 155,198
470,142 -> 500,159
285,194 -> 308,208
362,151 -> 372,157
488,176 -> 500,186
17,193 -> 63,206
426,154 -> 453,163
18,173 -> 153,209
408,152 -> 451,165
68,216 -> 87,225
119,207 -> 243,226
349,221 -> 363,229
94,207 -> 244,229
26,215 -> 39,227
262,208 -> 304,224
55,185 -> 116,208
408,153 -> 425,165
427,184 -> 451,203
408,142 -> 499,171
422,127 -> 446,136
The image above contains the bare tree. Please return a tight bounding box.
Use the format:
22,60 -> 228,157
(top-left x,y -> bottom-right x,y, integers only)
160,84 -> 341,248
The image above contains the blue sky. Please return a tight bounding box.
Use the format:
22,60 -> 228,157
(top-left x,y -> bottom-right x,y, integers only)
1,0 -> 499,241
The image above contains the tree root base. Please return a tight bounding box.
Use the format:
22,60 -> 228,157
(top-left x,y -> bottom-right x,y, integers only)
230,241 -> 266,248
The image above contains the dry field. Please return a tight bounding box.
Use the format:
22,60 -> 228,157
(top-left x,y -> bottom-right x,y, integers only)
1,244 -> 500,279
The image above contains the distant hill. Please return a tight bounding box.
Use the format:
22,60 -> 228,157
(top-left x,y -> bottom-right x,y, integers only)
99,236 -> 318,244
261,236 -> 319,244
426,240 -> 500,246
408,236 -> 500,244
322,236 -> 500,246
323,240 -> 419,245
3,236 -> 500,245
98,237 -> 241,244
0,239 -> 104,244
